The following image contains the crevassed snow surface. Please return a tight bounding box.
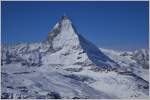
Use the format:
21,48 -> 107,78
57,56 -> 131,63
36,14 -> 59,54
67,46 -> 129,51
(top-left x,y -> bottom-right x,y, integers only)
1,15 -> 149,99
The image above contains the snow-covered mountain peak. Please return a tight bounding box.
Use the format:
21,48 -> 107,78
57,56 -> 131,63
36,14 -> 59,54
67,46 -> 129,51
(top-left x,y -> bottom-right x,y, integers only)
2,15 -> 119,69
52,15 -> 73,33
1,15 -> 149,99
43,15 -> 119,68
46,15 -> 80,53
61,14 -> 69,20
60,14 -> 71,23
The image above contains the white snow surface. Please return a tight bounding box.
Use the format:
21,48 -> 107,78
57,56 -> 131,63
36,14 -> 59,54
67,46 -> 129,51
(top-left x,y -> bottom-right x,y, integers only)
1,16 -> 149,99
100,48 -> 149,82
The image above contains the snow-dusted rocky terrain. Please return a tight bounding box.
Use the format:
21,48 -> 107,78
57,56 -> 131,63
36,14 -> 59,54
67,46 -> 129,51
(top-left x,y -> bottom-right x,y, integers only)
1,15 -> 149,99
101,48 -> 149,82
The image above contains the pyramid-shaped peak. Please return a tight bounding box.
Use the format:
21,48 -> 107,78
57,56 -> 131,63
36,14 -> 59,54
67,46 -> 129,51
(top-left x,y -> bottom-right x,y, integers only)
59,14 -> 72,25
45,16 -> 118,69
61,14 -> 70,20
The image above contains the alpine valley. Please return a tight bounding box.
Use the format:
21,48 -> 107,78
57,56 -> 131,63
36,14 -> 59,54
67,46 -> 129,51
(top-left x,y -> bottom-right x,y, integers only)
1,16 -> 149,99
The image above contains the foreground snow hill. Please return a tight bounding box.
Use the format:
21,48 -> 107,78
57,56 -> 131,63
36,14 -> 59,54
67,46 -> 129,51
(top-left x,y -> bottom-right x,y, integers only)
1,15 -> 149,99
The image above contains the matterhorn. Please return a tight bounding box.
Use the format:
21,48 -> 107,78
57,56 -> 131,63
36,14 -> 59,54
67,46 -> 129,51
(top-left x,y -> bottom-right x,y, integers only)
1,15 -> 149,99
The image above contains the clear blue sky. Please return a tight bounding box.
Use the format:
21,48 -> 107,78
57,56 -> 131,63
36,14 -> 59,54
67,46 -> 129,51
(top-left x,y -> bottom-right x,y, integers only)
1,1 -> 149,51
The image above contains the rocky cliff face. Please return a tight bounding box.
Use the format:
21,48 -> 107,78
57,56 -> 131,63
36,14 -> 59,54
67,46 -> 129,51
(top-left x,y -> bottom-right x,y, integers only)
2,15 -> 118,69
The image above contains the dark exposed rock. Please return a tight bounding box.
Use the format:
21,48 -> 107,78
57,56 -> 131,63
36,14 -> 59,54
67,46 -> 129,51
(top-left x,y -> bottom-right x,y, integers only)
143,85 -> 149,89
6,86 -> 14,89
13,72 -> 30,74
78,51 -> 85,55
72,97 -> 80,99
46,92 -> 61,99
1,93 -> 13,99
17,86 -> 29,93
63,74 -> 95,83
64,68 -> 83,72
77,57 -> 82,59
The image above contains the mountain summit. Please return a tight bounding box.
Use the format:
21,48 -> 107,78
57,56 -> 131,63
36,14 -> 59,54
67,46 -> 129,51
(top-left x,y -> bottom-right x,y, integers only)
1,15 -> 148,99
2,15 -> 118,69
43,15 -> 118,69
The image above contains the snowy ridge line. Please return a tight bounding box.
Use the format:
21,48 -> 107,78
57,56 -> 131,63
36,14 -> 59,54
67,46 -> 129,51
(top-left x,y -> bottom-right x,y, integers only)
1,15 -> 149,99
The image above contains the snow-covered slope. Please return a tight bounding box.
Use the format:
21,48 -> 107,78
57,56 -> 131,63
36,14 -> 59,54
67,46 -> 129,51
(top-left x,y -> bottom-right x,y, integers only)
1,15 -> 149,99
42,15 -> 118,69
101,48 -> 149,82
2,15 -> 118,69
2,63 -> 149,99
